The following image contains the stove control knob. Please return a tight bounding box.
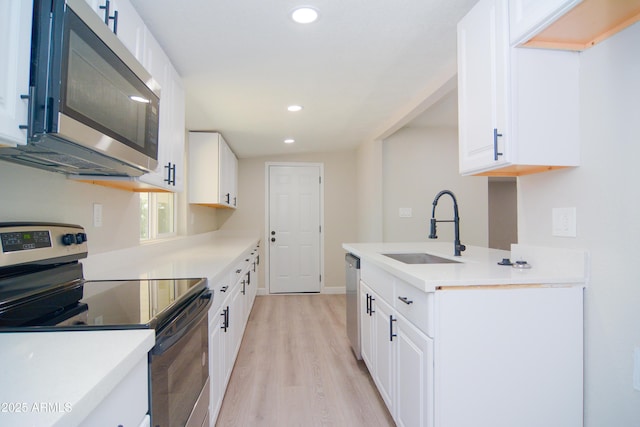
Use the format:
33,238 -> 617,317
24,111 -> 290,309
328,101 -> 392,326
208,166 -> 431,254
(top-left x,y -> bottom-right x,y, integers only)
62,233 -> 76,246
75,233 -> 87,244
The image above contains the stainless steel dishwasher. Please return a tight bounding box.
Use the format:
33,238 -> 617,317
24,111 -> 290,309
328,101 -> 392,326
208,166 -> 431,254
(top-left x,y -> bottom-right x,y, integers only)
345,253 -> 361,360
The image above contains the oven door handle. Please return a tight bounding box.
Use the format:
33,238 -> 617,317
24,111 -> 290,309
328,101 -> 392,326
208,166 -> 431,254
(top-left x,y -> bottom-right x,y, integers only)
152,292 -> 212,356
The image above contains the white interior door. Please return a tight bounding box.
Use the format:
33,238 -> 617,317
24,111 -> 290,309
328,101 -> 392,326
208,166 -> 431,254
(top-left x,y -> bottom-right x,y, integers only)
268,164 -> 321,293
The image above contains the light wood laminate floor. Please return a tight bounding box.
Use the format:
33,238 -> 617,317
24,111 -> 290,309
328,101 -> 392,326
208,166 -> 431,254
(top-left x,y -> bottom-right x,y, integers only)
216,294 -> 395,426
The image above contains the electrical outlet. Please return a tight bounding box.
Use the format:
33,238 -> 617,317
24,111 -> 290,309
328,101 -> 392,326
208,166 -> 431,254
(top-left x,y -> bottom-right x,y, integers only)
93,203 -> 103,228
399,208 -> 412,218
552,207 -> 576,237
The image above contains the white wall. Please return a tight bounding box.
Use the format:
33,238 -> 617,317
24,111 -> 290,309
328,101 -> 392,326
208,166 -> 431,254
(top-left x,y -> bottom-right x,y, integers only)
356,139 -> 384,242
0,161 -> 140,254
488,178 -> 517,250
382,127 -> 488,247
219,150 -> 358,291
517,22 -> 640,426
0,147 -> 221,255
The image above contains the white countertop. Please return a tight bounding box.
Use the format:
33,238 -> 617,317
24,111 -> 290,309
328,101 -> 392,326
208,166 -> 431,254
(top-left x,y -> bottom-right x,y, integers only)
343,241 -> 588,292
82,230 -> 260,282
0,329 -> 154,427
0,231 -> 260,427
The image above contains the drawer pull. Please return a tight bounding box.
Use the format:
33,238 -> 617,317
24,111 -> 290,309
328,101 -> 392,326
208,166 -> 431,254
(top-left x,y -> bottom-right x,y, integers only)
398,296 -> 413,305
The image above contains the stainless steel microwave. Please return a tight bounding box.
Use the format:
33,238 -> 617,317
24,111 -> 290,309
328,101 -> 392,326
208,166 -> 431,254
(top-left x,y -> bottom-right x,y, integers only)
0,0 -> 160,177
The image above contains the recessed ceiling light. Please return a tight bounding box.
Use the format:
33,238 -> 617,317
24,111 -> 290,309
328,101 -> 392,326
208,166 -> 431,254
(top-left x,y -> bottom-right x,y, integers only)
284,138 -> 295,144
291,7 -> 318,24
287,105 -> 303,112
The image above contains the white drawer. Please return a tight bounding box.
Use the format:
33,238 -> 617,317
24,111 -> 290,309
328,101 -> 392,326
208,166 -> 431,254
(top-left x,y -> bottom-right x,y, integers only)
394,278 -> 434,338
360,261 -> 394,304
209,271 -> 233,313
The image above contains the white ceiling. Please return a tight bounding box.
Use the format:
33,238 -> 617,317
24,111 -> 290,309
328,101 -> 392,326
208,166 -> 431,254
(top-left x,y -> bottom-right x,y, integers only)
129,0 -> 477,158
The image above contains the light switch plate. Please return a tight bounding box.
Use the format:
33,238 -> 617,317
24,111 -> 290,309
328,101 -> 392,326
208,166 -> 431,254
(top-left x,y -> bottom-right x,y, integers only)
399,208 -> 412,218
552,207 -> 576,237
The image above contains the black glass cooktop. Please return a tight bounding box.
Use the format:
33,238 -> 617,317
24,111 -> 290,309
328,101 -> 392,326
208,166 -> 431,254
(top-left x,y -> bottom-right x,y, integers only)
0,277 -> 207,330
78,278 -> 207,329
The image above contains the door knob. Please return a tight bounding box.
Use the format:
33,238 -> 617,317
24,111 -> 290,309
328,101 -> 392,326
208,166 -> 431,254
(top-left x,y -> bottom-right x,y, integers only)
271,237 -> 276,242
271,231 -> 276,235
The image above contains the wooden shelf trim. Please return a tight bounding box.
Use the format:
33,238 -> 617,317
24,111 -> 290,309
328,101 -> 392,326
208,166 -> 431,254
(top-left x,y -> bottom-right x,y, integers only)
523,0 -> 640,51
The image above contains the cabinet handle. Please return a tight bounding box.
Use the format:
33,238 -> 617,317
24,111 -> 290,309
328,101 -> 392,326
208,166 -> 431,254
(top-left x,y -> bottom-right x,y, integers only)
369,296 -> 375,315
220,285 -> 228,293
234,196 -> 237,207
241,280 -> 246,295
18,86 -> 35,139
493,128 -> 504,161
164,162 -> 176,185
221,308 -> 228,332
99,1 -> 110,24
398,296 -> 413,305
389,315 -> 397,342
365,294 -> 370,315
99,1 -> 118,34
225,193 -> 230,204
111,9 -> 118,34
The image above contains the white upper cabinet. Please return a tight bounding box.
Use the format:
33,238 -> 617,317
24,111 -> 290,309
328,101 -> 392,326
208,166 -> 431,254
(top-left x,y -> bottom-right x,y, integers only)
138,33 -> 185,192
0,0 -> 32,147
457,0 -> 510,175
188,132 -> 239,208
508,0 -> 583,45
109,0 -> 146,62
80,0 -> 185,192
457,0 -> 580,176
84,0 -> 145,61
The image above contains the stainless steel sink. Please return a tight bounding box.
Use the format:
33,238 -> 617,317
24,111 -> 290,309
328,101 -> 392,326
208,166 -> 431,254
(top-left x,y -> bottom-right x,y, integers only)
382,253 -> 461,264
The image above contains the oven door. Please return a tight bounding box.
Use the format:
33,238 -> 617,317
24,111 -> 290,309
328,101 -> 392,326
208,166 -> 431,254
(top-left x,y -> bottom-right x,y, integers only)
150,291 -> 211,427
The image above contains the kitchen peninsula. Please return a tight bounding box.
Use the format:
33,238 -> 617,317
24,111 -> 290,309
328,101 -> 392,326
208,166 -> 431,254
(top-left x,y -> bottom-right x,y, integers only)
343,241 -> 587,427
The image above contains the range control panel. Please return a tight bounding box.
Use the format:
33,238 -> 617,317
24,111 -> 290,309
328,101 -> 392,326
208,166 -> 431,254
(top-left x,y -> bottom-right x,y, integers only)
0,223 -> 88,268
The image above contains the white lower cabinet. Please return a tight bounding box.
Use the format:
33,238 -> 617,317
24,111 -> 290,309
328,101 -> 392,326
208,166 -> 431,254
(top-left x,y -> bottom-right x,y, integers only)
371,291 -> 395,411
359,261 -> 583,427
208,302 -> 225,423
79,358 -> 149,427
360,278 -> 433,426
396,316 -> 434,427
208,248 -> 260,425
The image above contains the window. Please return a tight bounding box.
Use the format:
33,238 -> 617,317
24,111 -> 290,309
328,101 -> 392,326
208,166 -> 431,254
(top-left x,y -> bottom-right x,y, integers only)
140,193 -> 176,240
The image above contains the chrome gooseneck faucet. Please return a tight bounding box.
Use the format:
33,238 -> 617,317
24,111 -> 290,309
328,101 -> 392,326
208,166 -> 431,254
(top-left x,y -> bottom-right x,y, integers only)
428,190 -> 466,256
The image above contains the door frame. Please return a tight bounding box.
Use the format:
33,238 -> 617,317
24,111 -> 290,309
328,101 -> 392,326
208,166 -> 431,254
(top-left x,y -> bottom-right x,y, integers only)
264,162 -> 325,295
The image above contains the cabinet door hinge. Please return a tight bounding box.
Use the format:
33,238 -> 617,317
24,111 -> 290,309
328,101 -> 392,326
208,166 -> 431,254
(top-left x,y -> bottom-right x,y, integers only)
319,225 -> 322,233
319,274 -> 322,282
319,176 -> 321,184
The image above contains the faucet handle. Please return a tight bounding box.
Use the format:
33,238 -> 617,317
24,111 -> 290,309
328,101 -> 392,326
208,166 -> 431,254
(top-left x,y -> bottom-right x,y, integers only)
428,218 -> 438,239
